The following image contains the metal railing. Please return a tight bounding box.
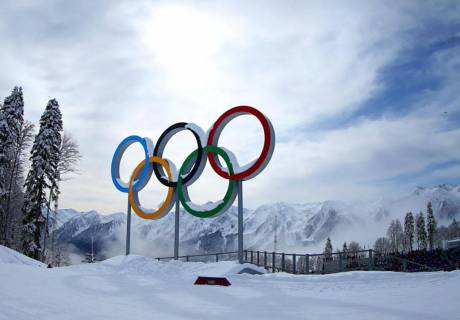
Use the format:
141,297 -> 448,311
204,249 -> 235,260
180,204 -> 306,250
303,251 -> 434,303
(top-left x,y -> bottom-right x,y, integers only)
241,249 -> 375,274
153,249 -> 435,274
372,250 -> 436,272
155,251 -> 239,263
242,249 -> 435,274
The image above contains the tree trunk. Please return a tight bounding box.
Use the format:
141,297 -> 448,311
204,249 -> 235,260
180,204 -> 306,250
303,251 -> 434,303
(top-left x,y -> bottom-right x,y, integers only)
42,191 -> 53,257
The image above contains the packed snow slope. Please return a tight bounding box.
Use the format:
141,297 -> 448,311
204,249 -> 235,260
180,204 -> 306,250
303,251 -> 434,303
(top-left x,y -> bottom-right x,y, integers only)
0,245 -> 46,267
1,247 -> 459,320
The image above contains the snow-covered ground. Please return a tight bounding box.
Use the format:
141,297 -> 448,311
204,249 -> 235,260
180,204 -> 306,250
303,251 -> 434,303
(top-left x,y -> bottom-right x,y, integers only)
0,245 -> 459,320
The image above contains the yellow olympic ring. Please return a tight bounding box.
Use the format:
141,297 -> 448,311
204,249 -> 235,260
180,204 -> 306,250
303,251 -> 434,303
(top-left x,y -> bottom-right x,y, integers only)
128,156 -> 175,220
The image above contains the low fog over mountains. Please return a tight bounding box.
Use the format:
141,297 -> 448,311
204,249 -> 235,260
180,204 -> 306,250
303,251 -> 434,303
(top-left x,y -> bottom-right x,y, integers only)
50,184 -> 460,260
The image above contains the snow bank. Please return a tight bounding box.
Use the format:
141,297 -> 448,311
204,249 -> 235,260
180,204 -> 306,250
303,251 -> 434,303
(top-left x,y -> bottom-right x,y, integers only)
100,255 -> 265,277
0,250 -> 459,320
0,245 -> 46,267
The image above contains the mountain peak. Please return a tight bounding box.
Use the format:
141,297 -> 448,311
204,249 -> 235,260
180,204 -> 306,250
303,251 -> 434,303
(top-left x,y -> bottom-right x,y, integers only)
436,184 -> 459,191
413,184 -> 459,196
52,184 -> 460,260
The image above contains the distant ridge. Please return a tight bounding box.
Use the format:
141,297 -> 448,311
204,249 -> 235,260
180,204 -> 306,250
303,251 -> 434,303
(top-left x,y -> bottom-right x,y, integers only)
52,185 -> 460,259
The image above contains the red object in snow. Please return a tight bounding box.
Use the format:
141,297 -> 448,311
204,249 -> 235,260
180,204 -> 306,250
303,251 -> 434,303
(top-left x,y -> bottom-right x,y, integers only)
194,276 -> 231,286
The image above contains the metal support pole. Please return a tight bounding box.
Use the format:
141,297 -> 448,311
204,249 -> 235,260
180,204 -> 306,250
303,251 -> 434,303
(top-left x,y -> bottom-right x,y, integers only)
368,249 -> 374,270
174,196 -> 180,260
126,199 -> 131,255
237,180 -> 244,264
305,254 -> 310,274
264,251 -> 267,269
339,253 -> 343,272
257,251 -> 260,265
272,252 -> 276,273
281,253 -> 285,271
293,254 -> 296,274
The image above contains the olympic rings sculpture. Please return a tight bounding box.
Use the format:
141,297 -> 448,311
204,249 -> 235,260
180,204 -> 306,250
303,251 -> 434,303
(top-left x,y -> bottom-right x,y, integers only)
111,106 -> 275,220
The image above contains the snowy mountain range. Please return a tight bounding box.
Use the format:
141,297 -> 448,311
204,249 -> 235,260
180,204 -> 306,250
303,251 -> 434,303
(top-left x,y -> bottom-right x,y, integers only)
51,184 -> 460,259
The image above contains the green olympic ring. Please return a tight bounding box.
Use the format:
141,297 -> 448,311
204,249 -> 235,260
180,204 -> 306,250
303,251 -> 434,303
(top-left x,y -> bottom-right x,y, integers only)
177,145 -> 237,218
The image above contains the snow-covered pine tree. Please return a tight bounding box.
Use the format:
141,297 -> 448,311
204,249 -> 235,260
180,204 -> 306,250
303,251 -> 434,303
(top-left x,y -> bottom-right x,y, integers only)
0,104 -> 3,243
416,212 -> 427,250
48,231 -> 70,267
82,236 -> 96,263
0,105 -> 5,244
7,120 -> 34,250
22,99 -> 62,260
0,87 -> 25,246
348,241 -> 361,254
52,132 -> 81,212
324,237 -> 333,261
43,132 -> 81,258
426,202 -> 437,251
341,242 -> 349,259
404,212 -> 415,252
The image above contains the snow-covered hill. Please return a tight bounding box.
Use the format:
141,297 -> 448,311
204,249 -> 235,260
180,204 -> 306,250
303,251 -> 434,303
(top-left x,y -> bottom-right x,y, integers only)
0,248 -> 459,320
52,184 -> 460,258
0,245 -> 46,267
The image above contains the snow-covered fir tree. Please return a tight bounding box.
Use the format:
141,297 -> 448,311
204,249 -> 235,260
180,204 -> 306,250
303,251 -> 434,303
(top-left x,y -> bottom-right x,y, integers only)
348,241 -> 361,254
82,253 -> 96,263
52,245 -> 71,266
416,212 -> 427,250
324,237 -> 333,261
6,120 -> 34,250
426,202 -> 437,251
43,132 -> 81,259
0,87 -> 24,246
22,99 -> 62,260
404,212 -> 415,252
82,236 -> 96,263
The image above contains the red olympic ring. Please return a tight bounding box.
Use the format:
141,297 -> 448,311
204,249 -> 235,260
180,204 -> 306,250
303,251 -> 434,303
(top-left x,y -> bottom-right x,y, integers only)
207,106 -> 275,181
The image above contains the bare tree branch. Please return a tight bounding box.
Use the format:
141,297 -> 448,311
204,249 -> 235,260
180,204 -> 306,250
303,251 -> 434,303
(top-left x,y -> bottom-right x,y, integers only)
58,132 -> 82,179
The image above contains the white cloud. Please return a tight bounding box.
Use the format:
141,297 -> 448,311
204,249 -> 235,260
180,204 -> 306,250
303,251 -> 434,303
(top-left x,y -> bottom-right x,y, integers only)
0,1 -> 459,213
254,114 -> 460,204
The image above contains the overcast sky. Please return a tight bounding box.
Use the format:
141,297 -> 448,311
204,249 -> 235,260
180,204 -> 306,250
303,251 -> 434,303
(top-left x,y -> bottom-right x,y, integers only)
0,0 -> 459,214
